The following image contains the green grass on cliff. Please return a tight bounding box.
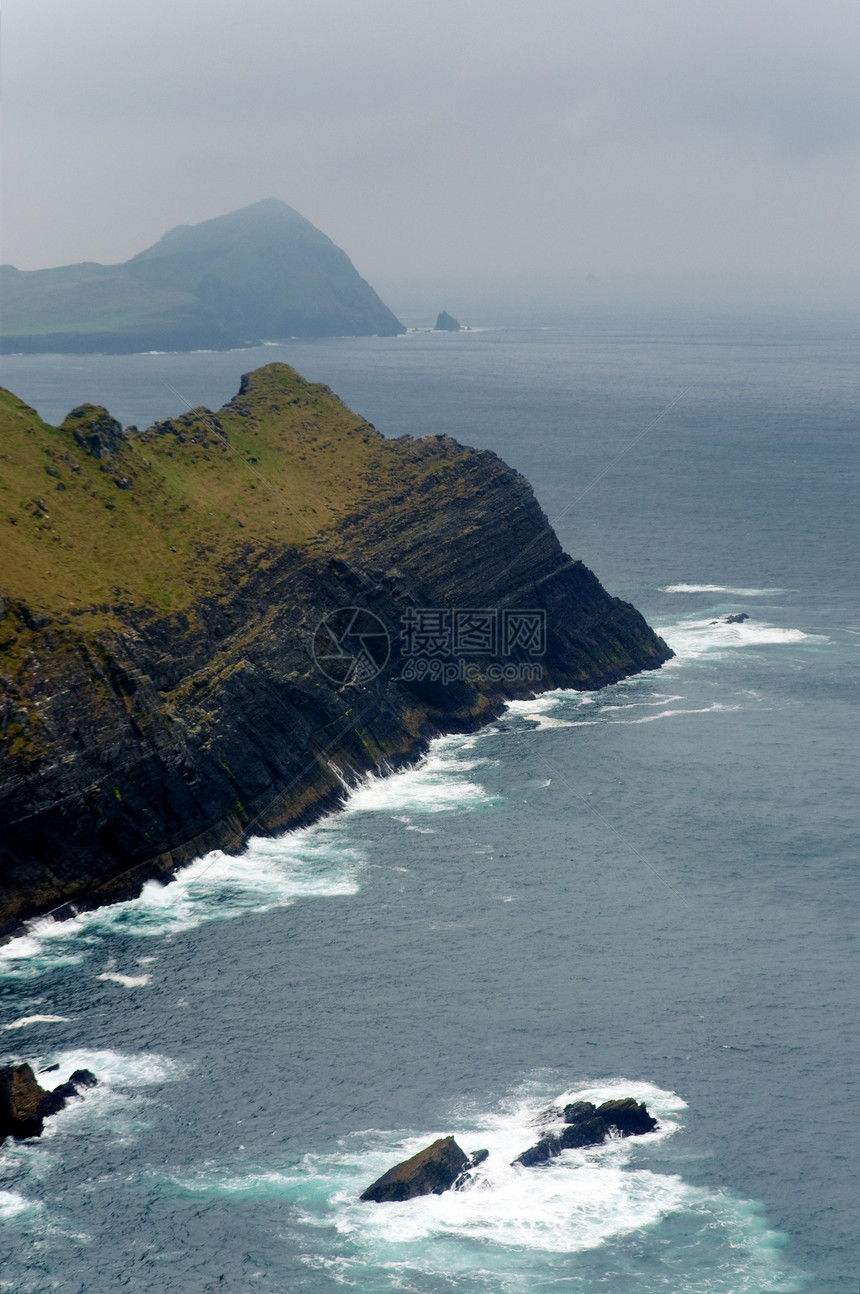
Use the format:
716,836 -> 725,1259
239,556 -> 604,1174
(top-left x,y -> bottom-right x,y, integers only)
0,363 -> 464,639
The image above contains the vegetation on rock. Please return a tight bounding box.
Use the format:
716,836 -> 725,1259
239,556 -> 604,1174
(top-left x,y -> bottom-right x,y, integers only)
0,363 -> 672,936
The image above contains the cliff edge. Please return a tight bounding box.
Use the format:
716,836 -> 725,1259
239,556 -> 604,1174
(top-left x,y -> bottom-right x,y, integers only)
0,363 -> 671,936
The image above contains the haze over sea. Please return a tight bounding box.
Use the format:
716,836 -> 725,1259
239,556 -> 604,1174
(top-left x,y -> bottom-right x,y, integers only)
0,313 -> 856,1291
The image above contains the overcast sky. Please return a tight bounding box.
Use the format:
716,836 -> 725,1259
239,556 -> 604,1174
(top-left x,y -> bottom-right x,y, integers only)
4,0 -> 860,312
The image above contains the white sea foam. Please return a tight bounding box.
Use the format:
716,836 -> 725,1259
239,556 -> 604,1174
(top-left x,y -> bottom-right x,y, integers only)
658,616 -> 824,661
167,1077 -> 797,1287
0,826 -> 364,977
610,702 -> 743,724
2,1015 -> 70,1030
0,737 -> 496,977
46,1048 -> 187,1088
504,693 -> 567,715
0,1189 -> 42,1219
660,583 -> 785,596
343,743 -> 499,817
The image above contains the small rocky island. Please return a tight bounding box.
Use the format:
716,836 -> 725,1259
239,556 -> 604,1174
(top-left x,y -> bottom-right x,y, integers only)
360,1098 -> 658,1201
434,310 -> 461,331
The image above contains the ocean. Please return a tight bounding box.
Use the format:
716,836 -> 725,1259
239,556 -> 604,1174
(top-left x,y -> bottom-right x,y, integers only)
0,315 -> 856,1291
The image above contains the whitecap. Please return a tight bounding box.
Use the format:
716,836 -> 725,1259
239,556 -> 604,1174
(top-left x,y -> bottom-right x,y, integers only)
0,825 -> 364,974
343,743 -> 499,817
3,1015 -> 70,1030
96,972 -> 151,988
505,693 -> 568,715
658,616 -> 826,660
46,1048 -> 187,1088
660,583 -> 785,596
610,702 -> 743,724
0,1189 -> 42,1219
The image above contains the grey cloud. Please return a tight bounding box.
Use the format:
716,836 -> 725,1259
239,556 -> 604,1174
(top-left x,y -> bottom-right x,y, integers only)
3,0 -> 860,308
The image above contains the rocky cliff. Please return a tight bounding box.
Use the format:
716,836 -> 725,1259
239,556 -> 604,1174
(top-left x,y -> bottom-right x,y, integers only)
0,363 -> 671,937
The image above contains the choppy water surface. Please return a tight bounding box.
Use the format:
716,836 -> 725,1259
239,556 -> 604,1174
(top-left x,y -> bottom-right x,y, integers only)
1,316 -> 857,1291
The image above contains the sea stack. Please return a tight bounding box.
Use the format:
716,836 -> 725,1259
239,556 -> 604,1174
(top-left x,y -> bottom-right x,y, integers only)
434,310 -> 461,331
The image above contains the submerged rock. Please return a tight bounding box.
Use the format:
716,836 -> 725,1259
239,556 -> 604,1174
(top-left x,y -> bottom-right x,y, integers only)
724,613 -> 750,624
360,1136 -> 469,1202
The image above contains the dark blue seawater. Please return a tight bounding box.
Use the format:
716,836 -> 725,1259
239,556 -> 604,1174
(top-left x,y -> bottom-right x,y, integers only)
0,318 -> 857,1292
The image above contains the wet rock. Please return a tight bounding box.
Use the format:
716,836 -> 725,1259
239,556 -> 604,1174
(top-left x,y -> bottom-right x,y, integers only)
559,1116 -> 609,1149
0,1064 -> 98,1142
724,613 -> 749,624
360,1136 -> 469,1202
512,1133 -> 561,1167
453,1147 -> 490,1189
512,1097 -> 658,1166
37,1068 -> 98,1118
0,1064 -> 48,1139
562,1100 -> 597,1123
595,1098 -> 658,1135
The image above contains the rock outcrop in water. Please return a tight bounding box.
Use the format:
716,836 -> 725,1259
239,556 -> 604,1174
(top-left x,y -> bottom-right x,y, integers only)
512,1097 -> 658,1166
0,363 -> 672,938
360,1136 -> 471,1201
0,1064 -> 97,1144
434,311 -> 461,332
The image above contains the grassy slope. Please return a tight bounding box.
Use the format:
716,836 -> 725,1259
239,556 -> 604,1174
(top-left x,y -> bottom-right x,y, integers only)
0,363 -> 460,640
0,264 -> 194,336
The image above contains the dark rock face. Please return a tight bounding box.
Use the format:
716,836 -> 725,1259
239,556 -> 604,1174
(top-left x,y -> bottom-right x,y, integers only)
0,367 -> 673,938
724,612 -> 750,624
453,1147 -> 490,1189
360,1136 -> 469,1202
0,1064 -> 97,1143
434,311 -> 461,331
595,1098 -> 658,1136
512,1097 -> 657,1166
0,1064 -> 48,1139
37,1069 -> 98,1119
562,1100 -> 597,1122
62,405 -> 127,459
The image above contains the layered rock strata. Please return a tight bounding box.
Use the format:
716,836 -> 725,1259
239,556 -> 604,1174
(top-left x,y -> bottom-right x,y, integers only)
0,363 -> 671,937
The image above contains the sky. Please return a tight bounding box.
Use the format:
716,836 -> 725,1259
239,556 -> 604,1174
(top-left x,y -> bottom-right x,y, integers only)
3,0 -> 860,314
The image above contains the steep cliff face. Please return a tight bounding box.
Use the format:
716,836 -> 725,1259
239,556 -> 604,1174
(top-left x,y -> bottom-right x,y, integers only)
0,364 -> 671,936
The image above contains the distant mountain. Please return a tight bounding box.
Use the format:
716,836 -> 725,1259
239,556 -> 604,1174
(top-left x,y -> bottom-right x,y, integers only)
0,199 -> 404,353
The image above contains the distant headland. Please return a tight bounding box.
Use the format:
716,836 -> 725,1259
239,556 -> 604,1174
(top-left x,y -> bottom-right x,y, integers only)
0,199 -> 404,354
